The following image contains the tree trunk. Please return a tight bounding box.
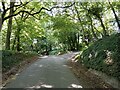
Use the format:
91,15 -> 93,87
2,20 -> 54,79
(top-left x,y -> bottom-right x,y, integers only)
74,4 -> 87,46
108,1 -> 120,33
12,33 -> 17,50
49,44 -> 52,51
16,28 -> 20,51
5,1 -> 14,50
0,17 -> 2,32
76,32 -> 80,51
98,16 -> 107,36
13,17 -> 21,51
0,2 -> 6,32
67,36 -> 72,51
89,15 -> 98,40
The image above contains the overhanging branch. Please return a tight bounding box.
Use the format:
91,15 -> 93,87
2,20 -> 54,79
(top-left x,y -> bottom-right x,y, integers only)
4,2 -> 75,21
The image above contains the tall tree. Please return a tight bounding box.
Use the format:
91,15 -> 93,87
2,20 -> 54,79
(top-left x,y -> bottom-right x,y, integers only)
80,2 -> 108,36
87,15 -> 98,40
108,1 -> 120,32
0,15 -> 2,33
74,3 -> 87,45
5,1 -> 15,50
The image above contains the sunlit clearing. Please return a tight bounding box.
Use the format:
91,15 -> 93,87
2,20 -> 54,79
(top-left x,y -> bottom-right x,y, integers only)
40,56 -> 48,59
41,84 -> 53,88
68,84 -> 82,88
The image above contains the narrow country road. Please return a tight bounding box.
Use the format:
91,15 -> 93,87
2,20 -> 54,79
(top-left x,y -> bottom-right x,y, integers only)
4,52 -> 82,88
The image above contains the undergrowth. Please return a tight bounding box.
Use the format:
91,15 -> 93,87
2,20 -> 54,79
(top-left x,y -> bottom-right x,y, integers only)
79,33 -> 120,81
2,50 -> 38,73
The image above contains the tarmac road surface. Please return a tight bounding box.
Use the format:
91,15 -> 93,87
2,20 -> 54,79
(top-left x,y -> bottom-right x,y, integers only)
4,52 -> 82,88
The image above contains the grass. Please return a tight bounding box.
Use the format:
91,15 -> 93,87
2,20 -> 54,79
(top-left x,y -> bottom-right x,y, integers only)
79,33 -> 120,81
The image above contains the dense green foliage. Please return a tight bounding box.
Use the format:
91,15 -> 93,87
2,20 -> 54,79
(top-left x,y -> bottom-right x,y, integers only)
1,1 -> 120,81
80,33 -> 120,80
2,50 -> 37,72
1,2 -> 119,53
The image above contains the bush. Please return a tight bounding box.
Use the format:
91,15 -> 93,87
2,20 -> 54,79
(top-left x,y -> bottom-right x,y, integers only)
2,50 -> 37,73
79,33 -> 120,81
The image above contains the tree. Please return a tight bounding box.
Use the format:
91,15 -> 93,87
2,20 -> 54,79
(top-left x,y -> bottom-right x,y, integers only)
74,3 -> 89,46
87,14 -> 98,40
1,1 -> 75,51
5,1 -> 15,50
108,1 -> 120,32
86,3 -> 108,36
51,15 -> 80,51
1,1 -> 119,53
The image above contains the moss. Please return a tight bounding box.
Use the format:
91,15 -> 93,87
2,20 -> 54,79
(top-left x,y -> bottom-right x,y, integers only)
80,33 -> 120,81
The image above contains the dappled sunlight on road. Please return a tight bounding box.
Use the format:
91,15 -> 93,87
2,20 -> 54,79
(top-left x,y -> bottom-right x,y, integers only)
63,64 -> 72,68
34,63 -> 44,68
28,75 -> 33,77
27,83 -> 83,88
4,52 -> 82,88
68,84 -> 83,88
38,65 -> 43,68
62,65 -> 67,67
40,56 -> 48,59
27,83 -> 53,88
41,84 -> 53,88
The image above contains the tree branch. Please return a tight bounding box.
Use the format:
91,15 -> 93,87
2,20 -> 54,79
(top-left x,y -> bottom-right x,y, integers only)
13,2 -> 29,12
108,0 -> 120,30
2,2 -> 6,11
4,2 -> 75,21
31,2 -> 75,15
